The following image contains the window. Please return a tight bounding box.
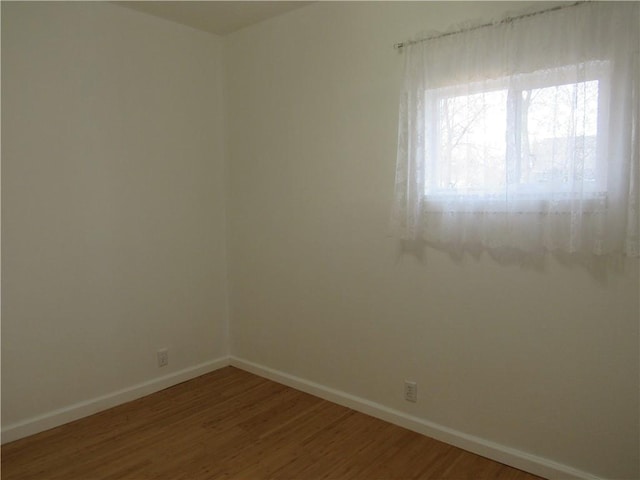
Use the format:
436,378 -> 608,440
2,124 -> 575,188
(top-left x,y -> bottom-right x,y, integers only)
391,2 -> 638,256
426,62 -> 606,202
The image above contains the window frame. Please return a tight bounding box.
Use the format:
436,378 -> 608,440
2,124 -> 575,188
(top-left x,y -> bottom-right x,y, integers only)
422,61 -> 611,205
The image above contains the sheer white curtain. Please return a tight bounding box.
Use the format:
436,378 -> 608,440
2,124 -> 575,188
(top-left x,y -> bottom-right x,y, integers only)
392,2 -> 639,256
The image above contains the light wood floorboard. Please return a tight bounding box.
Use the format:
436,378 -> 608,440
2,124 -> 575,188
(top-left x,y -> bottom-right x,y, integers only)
1,367 -> 545,479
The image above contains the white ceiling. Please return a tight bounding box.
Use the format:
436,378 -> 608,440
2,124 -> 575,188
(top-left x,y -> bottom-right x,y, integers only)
115,1 -> 311,36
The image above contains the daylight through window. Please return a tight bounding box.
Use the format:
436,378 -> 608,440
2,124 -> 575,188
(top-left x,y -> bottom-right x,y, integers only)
425,63 -> 607,201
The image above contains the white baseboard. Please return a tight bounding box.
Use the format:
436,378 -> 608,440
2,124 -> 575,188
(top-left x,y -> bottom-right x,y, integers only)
230,356 -> 601,480
1,357 -> 230,444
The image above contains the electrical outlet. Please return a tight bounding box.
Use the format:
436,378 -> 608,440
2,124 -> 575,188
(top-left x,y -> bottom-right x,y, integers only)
157,348 -> 169,367
404,380 -> 417,402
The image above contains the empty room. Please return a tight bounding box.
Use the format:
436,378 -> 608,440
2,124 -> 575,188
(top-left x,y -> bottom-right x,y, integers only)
2,1 -> 638,479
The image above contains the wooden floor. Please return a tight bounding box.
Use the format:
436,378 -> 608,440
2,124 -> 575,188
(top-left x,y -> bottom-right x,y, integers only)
2,367 -> 544,480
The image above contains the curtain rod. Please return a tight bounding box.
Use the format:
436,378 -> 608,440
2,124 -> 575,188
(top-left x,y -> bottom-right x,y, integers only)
393,1 -> 585,49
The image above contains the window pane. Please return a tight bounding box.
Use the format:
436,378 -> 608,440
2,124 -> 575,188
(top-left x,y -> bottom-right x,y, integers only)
435,89 -> 508,193
522,80 -> 599,186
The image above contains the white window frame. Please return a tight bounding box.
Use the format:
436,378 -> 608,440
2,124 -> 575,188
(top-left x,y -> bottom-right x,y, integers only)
423,61 -> 611,208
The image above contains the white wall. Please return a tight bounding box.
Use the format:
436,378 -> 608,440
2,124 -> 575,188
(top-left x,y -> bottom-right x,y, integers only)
3,2 -> 638,479
2,2 -> 229,430
224,3 -> 639,479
